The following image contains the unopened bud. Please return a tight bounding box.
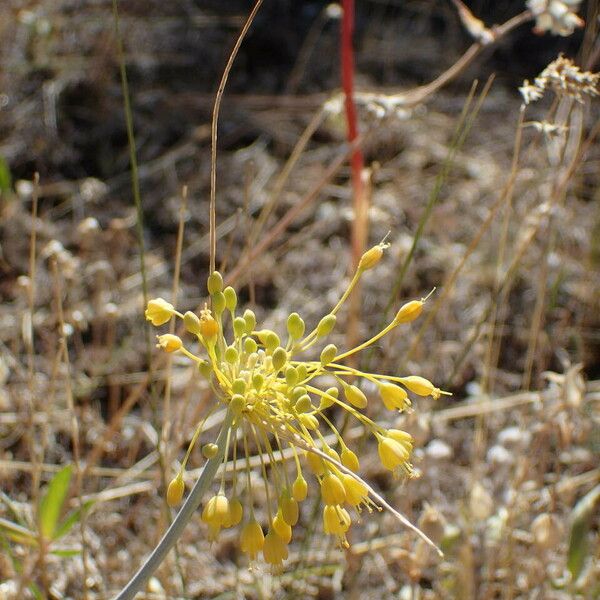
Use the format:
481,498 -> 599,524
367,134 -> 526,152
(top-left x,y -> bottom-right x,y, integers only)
243,309 -> 256,333
207,271 -> 223,295
344,384 -> 367,409
156,334 -> 182,353
272,347 -> 287,371
320,343 -> 338,365
183,311 -> 201,335
358,242 -> 389,271
393,300 -> 423,325
223,286 -> 237,311
202,443 -> 218,459
287,312 -> 305,340
167,474 -> 185,507
316,314 -> 336,337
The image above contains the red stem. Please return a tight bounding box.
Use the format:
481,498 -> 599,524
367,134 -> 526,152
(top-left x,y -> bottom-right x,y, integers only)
341,0 -> 365,268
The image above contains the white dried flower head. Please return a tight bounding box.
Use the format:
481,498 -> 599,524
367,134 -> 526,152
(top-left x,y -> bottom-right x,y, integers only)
519,80 -> 545,105
526,0 -> 584,36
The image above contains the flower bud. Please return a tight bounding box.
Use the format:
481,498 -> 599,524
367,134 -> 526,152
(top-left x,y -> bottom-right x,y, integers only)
272,347 -> 287,371
207,271 -> 223,295
287,312 -> 305,340
183,311 -> 201,335
198,360 -> 212,379
211,291 -> 226,315
299,413 -> 319,430
272,510 -> 292,544
200,312 -> 219,339
243,337 -> 257,354
257,329 -> 280,351
401,375 -> 437,397
243,309 -> 256,333
167,474 -> 185,507
232,378 -> 246,395
341,448 -> 360,471
156,334 -> 182,353
292,474 -> 308,501
294,394 -> 313,413
229,394 -> 245,415
285,366 -> 299,386
344,384 -> 367,409
279,490 -> 299,526
202,443 -> 218,459
321,473 -> 346,505
358,242 -> 389,271
341,474 -> 368,506
316,314 -> 336,337
393,300 -> 423,325
378,382 -> 410,411
223,286 -> 237,311
233,316 -> 246,338
252,373 -> 264,391
240,520 -> 264,560
224,345 -> 238,364
320,343 -> 337,365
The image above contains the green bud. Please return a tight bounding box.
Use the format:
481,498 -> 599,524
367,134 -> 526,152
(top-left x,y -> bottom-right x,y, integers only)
202,443 -> 218,459
292,386 -> 307,401
243,309 -> 256,334
183,311 -> 201,335
320,343 -> 338,365
207,271 -> 223,295
296,364 -> 308,382
233,316 -> 246,338
252,373 -> 264,391
316,314 -> 336,337
232,378 -> 246,395
295,394 -> 313,413
198,360 -> 212,380
285,366 -> 299,386
224,286 -> 237,312
319,387 -> 338,410
243,337 -> 258,354
225,345 -> 239,364
272,347 -> 287,371
257,329 -> 280,351
287,312 -> 305,340
230,394 -> 245,415
212,291 -> 226,316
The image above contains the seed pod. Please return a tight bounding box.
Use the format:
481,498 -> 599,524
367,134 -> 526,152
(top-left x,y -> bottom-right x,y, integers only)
167,475 -> 185,507
287,312 -> 305,340
243,309 -> 256,333
320,343 -> 338,365
316,314 -> 336,337
223,286 -> 237,311
272,347 -> 287,371
183,311 -> 201,335
207,271 -> 223,295
393,300 -> 423,325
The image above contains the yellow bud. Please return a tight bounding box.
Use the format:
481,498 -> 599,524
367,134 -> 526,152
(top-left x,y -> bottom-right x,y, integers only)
292,474 -> 308,501
211,291 -> 226,315
156,334 -> 182,353
224,345 -> 238,364
316,314 -> 336,337
340,448 -> 360,472
319,387 -> 338,410
294,394 -> 313,413
252,373 -> 264,391
393,299 -> 423,325
243,309 -> 256,334
344,384 -> 367,409
233,316 -> 246,338
207,271 -> 223,295
272,347 -> 287,371
145,297 -> 176,326
183,311 -> 201,335
272,510 -> 292,544
358,242 -> 389,271
320,343 -> 338,365
378,382 -> 410,411
256,329 -> 280,350
240,520 -> 264,560
306,451 -> 326,476
198,361 -> 212,379
166,474 -> 185,507
202,443 -> 218,459
285,366 -> 299,386
232,378 -> 246,395
201,494 -> 229,527
229,394 -> 245,415
287,312 -> 305,340
223,497 -> 243,527
280,491 -> 299,526
320,473 -> 346,505
401,375 -> 436,397
223,286 -> 237,311
244,337 -> 258,354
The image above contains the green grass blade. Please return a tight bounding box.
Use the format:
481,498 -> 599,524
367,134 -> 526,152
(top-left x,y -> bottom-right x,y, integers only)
567,484 -> 600,582
0,517 -> 38,546
54,499 -> 95,541
38,464 -> 73,540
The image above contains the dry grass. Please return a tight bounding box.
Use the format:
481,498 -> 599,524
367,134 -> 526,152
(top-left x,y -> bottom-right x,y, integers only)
0,1 -> 599,599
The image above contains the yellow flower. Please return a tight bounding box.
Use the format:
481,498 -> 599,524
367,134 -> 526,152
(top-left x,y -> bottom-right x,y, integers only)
378,436 -> 411,472
145,297 -> 176,325
323,504 -> 351,547
156,334 -> 182,353
263,530 -> 288,569
240,520 -> 264,560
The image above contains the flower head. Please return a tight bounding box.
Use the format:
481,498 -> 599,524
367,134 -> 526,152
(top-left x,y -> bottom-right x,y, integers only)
146,243 -> 448,568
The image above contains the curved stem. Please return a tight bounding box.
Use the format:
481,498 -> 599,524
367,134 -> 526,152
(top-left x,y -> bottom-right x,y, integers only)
113,410 -> 234,600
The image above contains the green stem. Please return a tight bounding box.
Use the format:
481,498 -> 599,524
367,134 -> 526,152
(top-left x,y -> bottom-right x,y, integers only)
114,411 -> 234,600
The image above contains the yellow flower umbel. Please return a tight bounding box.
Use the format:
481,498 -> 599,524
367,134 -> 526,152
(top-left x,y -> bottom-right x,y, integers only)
147,242 -> 448,569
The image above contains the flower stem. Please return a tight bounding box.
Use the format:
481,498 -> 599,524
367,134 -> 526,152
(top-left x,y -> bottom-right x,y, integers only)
113,410 -> 235,600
